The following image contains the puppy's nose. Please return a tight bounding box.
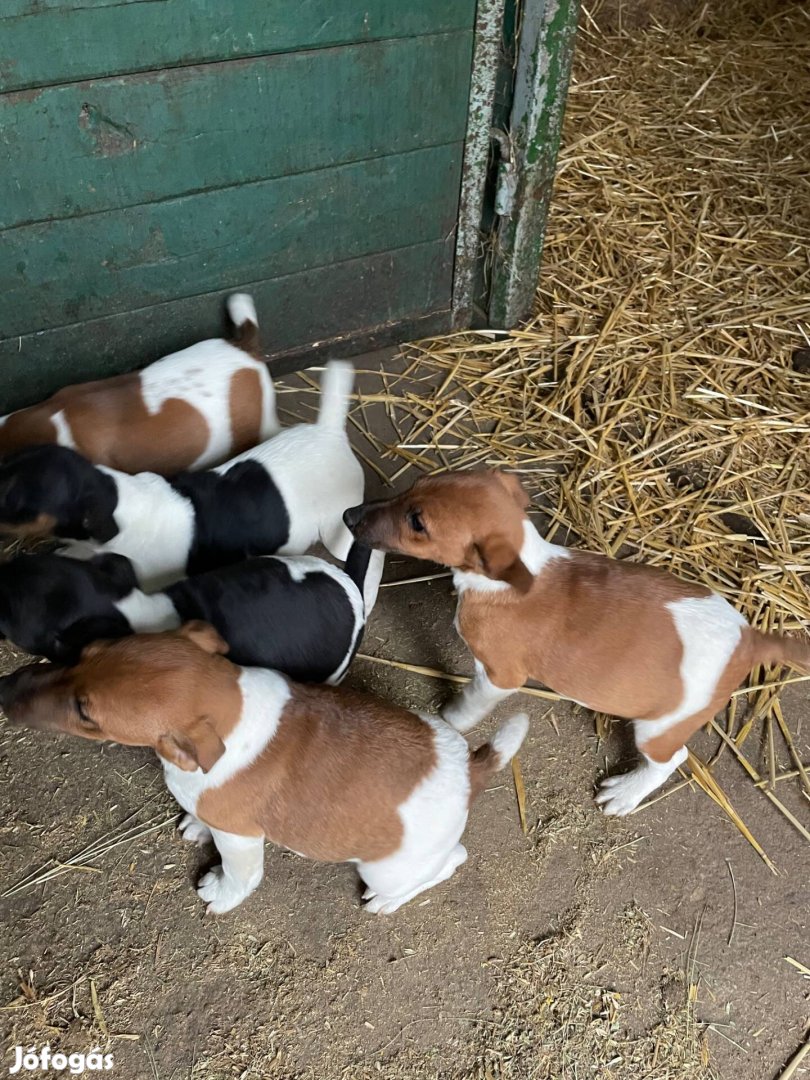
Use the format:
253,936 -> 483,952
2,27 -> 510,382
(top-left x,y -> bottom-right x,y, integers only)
342,504 -> 368,530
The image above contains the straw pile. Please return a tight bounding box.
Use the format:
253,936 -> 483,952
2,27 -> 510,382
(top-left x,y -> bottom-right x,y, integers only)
345,0 -> 810,867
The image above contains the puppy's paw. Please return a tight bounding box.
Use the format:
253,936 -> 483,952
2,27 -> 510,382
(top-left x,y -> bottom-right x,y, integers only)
197,866 -> 250,915
363,894 -> 402,916
179,813 -> 212,846
595,770 -> 652,816
441,701 -> 478,733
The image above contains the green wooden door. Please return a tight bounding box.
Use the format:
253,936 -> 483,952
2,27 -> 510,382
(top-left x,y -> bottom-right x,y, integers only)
0,1 -> 476,409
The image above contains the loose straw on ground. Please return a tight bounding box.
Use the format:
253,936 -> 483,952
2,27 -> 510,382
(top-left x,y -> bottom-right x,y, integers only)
346,0 -> 809,868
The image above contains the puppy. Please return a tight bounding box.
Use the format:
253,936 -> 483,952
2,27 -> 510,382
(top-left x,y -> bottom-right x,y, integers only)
344,469 -> 810,816
0,362 -> 383,607
0,625 -> 528,915
0,544 -> 371,682
0,294 -> 278,474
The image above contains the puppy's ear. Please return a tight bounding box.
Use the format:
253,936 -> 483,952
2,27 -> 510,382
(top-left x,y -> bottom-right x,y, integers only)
89,553 -> 138,596
491,470 -> 531,510
178,620 -> 230,655
467,534 -> 534,594
156,718 -> 225,773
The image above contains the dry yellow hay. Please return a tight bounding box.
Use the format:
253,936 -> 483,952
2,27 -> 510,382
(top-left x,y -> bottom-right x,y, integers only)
346,0 -> 810,869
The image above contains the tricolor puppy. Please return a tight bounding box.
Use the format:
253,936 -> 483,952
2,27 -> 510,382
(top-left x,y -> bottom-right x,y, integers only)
0,362 -> 382,607
0,626 -> 528,915
344,470 -> 810,816
0,545 -> 370,682
0,294 -> 278,475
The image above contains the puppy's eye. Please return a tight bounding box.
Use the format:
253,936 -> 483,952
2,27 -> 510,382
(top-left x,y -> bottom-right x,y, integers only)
408,510 -> 426,534
75,697 -> 98,731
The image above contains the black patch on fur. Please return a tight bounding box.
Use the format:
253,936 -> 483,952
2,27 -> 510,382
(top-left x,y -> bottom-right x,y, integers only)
0,445 -> 118,541
171,461 -> 291,575
166,556 -> 360,682
343,540 -> 372,595
0,553 -> 132,662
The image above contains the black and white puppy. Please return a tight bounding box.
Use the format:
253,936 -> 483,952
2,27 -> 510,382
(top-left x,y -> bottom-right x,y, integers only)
0,362 -> 383,610
0,545 -> 371,684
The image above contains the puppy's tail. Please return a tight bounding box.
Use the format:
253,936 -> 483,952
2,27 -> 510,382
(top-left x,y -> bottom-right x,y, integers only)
226,293 -> 260,354
468,713 -> 529,802
752,631 -> 810,672
316,361 -> 354,431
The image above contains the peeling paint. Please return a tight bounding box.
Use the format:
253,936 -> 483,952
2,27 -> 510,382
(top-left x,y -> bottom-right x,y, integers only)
488,0 -> 578,327
451,0 -> 507,326
78,102 -> 138,156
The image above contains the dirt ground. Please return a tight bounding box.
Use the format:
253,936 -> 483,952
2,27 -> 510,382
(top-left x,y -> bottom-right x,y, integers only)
1,363 -> 808,1080
2,1 -> 809,1077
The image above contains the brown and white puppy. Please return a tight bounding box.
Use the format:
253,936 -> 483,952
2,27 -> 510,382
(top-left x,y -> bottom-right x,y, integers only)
343,470 -> 810,816
0,294 -> 277,475
0,624 -> 527,915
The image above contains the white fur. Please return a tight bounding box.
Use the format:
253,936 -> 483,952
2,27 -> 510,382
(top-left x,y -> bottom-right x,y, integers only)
362,548 -> 386,616
443,659 -> 517,733
360,712 -> 526,914
61,363 -> 364,589
357,715 -> 472,914
489,713 -> 530,767
51,409 -> 77,449
214,362 -> 362,561
596,592 -> 747,815
0,295 -> 277,467
138,339 -> 276,469
161,668 -> 290,816
596,747 -> 688,816
114,588 -> 181,632
226,292 -> 258,330
197,828 -> 265,914
161,663 -> 525,915
87,468 -> 196,591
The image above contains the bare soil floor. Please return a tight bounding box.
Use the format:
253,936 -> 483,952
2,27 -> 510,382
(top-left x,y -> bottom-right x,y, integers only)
2,0 -> 809,1076
0,369 -> 807,1080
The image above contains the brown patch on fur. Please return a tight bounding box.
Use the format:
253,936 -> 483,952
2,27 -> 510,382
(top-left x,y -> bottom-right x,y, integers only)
2,625 -> 439,864
228,367 -> 264,456
638,630 -> 761,762
0,373 -> 211,475
349,470 -> 715,716
467,741 -> 500,804
0,625 -> 241,768
198,681 -> 438,861
0,511 -> 58,538
230,316 -> 260,356
62,375 -> 211,474
0,408 -> 58,454
459,550 -> 710,718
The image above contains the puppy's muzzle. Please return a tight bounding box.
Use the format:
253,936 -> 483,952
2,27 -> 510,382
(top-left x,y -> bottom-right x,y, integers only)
342,503 -> 370,531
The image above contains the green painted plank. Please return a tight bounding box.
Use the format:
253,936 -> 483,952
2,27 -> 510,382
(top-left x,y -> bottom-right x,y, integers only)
1,143 -> 462,338
1,33 -> 473,230
1,0 -> 476,91
0,238 -> 454,411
